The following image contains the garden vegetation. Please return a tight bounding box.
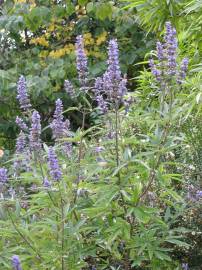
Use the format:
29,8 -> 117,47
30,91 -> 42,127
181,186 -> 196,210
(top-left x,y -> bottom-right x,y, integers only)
0,1 -> 201,270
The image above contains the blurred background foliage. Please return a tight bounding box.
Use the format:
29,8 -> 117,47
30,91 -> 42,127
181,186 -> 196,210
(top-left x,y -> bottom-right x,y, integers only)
0,0 -> 154,149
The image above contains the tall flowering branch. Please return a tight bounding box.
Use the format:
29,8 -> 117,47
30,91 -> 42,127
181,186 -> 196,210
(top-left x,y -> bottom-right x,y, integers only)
139,22 -> 189,207
93,39 -> 131,228
17,76 -> 31,111
75,35 -> 88,86
29,110 -> 41,151
48,147 -> 62,181
12,255 -> 22,270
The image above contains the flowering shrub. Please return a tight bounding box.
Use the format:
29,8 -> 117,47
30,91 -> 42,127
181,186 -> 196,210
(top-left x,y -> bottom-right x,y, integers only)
0,22 -> 201,270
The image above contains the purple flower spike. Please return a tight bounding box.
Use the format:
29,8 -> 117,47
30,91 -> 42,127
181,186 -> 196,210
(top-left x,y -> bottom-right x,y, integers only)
62,142 -> 73,157
156,41 -> 165,61
64,79 -> 75,98
51,99 -> 64,139
54,99 -> 64,121
102,39 -> 121,99
196,190 -> 202,200
12,255 -> 22,270
75,35 -> 88,86
101,38 -> 127,104
43,177 -> 51,188
118,78 -> 127,98
50,100 -> 72,157
16,116 -> 28,130
181,58 -> 189,73
96,95 -> 108,114
149,59 -> 161,81
94,77 -> 103,96
92,39 -> 128,111
94,77 -> 107,112
48,147 -> 62,181
14,131 -> 30,174
178,57 -> 189,82
150,22 -> 188,86
17,76 -> 31,111
0,168 -> 8,183
182,263 -> 189,270
16,131 -> 26,153
107,39 -> 121,82
29,110 -> 41,151
124,96 -> 134,113
165,22 -> 178,75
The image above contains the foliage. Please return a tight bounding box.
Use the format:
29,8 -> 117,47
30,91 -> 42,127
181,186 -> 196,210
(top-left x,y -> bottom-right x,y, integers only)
122,0 -> 202,61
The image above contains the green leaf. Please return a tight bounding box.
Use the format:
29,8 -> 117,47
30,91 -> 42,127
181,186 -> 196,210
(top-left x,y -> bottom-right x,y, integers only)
66,1 -> 75,16
132,207 -> 151,223
86,2 -> 94,13
154,251 -> 171,261
95,3 -> 113,20
78,0 -> 89,6
95,185 -> 119,206
165,239 -> 190,248
54,6 -> 67,17
25,6 -> 51,31
82,206 -> 109,218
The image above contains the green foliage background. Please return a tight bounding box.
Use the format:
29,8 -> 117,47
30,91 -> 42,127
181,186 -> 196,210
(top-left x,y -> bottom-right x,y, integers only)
0,0 -> 154,149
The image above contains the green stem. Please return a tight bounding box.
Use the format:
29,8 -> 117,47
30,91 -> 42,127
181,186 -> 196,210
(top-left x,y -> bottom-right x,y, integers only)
77,110 -> 86,183
58,183 -> 65,270
114,105 -> 132,227
73,110 -> 86,219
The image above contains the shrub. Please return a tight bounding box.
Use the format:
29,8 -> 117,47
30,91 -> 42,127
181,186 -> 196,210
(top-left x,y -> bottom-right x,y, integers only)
0,22 -> 201,270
